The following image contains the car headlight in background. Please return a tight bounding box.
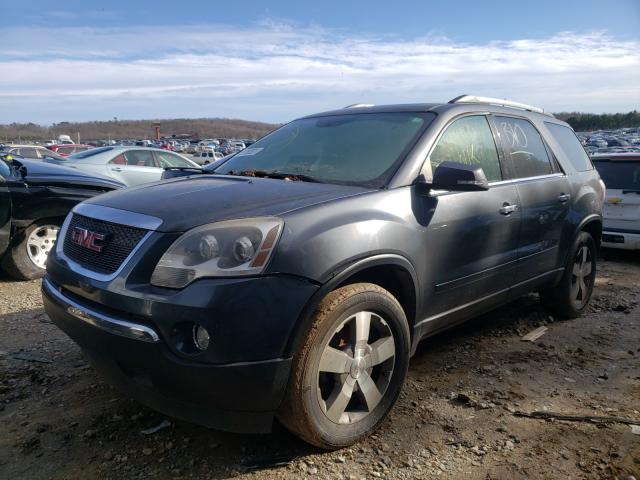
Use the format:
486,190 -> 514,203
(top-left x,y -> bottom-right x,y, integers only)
150,217 -> 283,288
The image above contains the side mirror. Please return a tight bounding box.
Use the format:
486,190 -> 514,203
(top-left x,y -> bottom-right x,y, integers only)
419,161 -> 489,192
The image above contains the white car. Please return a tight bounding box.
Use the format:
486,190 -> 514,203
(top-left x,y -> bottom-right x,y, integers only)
55,146 -> 199,187
592,152 -> 640,250
191,151 -> 224,165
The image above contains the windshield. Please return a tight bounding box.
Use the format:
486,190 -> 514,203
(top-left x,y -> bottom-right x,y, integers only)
70,146 -> 113,159
594,159 -> 640,190
215,112 -> 434,187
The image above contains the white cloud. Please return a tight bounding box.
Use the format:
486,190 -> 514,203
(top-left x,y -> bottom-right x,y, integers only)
0,24 -> 638,123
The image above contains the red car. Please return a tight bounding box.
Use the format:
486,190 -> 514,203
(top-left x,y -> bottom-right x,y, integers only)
47,144 -> 92,157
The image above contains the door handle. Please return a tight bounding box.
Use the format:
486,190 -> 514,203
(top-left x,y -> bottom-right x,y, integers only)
499,203 -> 518,215
111,167 -> 122,172
558,193 -> 571,203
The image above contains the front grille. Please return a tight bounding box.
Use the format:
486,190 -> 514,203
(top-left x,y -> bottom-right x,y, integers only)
62,214 -> 148,274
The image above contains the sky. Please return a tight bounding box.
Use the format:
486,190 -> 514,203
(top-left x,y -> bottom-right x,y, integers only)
1,0 -> 639,124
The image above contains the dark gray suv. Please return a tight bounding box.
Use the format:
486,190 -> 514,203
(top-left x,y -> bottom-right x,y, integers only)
43,95 -> 604,449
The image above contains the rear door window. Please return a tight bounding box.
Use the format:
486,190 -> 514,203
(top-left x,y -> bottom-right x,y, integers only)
429,115 -> 502,182
124,150 -> 155,167
494,116 -> 553,179
544,122 -> 593,172
19,148 -> 39,158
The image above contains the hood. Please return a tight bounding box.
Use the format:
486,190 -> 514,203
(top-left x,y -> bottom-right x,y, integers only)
85,174 -> 371,232
15,158 -> 125,190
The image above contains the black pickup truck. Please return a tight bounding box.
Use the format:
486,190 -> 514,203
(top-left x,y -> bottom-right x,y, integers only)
0,153 -> 125,280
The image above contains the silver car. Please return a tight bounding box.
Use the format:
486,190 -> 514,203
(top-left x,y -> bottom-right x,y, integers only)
58,147 -> 199,187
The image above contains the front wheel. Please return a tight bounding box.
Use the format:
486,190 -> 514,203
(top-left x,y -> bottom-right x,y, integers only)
541,231 -> 596,318
1,221 -> 60,280
278,283 -> 410,449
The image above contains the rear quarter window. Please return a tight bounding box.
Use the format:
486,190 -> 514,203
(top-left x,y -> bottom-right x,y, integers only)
544,122 -> 593,172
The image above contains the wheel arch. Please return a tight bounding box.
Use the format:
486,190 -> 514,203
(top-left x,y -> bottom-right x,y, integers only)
8,215 -> 66,246
577,214 -> 602,253
283,254 -> 419,358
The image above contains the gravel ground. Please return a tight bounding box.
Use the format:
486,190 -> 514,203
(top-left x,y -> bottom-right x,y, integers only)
0,250 -> 639,480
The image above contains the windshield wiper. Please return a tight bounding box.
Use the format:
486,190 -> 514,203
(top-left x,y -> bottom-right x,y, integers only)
227,169 -> 323,183
622,189 -> 640,194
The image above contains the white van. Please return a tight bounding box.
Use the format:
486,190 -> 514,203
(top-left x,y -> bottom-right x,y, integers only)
592,153 -> 640,250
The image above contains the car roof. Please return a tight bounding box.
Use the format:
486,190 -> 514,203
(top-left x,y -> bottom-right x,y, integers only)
71,146 -> 195,164
301,100 -> 564,126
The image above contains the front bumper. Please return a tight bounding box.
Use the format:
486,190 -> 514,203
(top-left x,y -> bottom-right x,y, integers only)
42,272 -> 316,433
602,230 -> 640,250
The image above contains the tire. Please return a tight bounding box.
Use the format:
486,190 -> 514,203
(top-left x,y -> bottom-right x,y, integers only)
1,221 -> 60,280
541,231 -> 596,318
278,283 -> 410,449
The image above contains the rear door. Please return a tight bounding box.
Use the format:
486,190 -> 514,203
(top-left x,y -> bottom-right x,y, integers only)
0,161 -> 12,255
109,150 -> 161,186
593,156 -> 640,234
421,114 -> 521,321
493,115 -> 571,281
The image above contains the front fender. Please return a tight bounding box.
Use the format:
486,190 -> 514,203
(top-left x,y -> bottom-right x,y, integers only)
282,253 -> 419,358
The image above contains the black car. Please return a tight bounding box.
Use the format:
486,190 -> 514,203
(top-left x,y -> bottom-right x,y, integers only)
43,96 -> 604,449
0,153 -> 125,280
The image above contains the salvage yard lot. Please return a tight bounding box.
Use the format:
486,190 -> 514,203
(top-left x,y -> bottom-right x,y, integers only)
0,251 -> 639,480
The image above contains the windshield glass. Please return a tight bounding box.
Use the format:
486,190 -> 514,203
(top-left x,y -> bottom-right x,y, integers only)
215,112 -> 434,186
70,146 -> 112,159
594,159 -> 640,190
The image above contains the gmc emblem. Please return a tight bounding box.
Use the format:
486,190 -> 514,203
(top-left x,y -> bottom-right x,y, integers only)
70,227 -> 109,252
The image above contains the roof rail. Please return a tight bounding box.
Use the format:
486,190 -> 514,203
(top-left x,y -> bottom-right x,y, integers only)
344,103 -> 375,109
448,95 -> 551,116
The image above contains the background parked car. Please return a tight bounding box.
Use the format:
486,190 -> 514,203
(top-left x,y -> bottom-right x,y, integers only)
592,152 -> 640,250
47,144 -> 93,157
191,151 -> 224,165
1,144 -> 67,161
0,152 -> 125,280
48,146 -> 199,186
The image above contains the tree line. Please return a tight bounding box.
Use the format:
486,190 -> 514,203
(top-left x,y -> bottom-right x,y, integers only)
0,118 -> 279,143
554,111 -> 640,132
1,111 -> 638,143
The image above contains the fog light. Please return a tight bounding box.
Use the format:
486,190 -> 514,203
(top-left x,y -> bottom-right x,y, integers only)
192,324 -> 210,351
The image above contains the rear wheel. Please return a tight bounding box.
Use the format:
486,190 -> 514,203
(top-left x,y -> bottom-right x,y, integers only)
278,283 -> 410,449
1,221 -> 60,280
541,231 -> 596,318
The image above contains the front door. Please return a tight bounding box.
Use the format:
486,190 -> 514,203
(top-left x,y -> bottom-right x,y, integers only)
420,115 -> 521,323
493,115 -> 571,280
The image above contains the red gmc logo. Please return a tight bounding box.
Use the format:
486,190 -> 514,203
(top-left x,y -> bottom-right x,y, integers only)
70,227 -> 108,252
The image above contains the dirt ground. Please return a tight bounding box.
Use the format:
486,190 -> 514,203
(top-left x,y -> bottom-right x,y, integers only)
0,250 -> 639,480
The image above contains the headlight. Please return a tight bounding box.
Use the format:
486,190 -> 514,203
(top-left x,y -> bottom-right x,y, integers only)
150,217 -> 283,288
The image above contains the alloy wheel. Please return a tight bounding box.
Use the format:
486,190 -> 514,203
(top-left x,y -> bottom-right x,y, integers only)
316,311 -> 395,425
570,245 -> 593,309
26,225 -> 59,269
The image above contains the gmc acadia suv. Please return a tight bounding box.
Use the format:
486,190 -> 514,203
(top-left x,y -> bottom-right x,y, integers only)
43,95 -> 604,449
